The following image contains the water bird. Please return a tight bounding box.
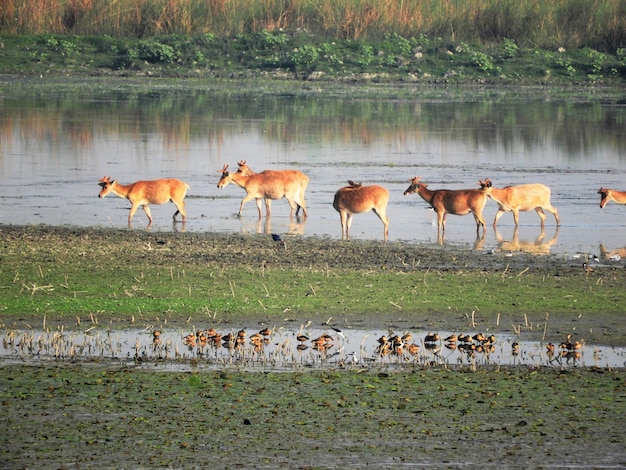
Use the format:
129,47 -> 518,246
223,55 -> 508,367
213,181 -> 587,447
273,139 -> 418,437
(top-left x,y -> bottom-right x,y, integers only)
424,333 -> 439,343
271,233 -> 286,249
444,334 -> 457,343
407,343 -> 420,355
331,327 -> 345,340
583,263 -> 594,274
473,333 -> 486,343
350,352 -> 359,364
259,327 -> 272,336
296,334 -> 309,342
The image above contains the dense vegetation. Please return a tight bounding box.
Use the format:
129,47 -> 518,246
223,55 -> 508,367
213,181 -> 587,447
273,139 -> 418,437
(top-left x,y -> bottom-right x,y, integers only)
0,0 -> 625,82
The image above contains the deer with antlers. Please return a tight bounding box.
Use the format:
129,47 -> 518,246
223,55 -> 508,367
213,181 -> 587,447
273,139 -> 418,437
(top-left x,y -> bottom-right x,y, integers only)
97,176 -> 189,226
217,163 -> 308,218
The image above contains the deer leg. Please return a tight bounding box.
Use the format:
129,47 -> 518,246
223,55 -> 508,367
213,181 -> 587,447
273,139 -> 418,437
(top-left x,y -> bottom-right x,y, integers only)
345,213 -> 354,239
493,209 -> 505,227
338,211 -> 348,239
373,208 -> 389,241
293,195 -> 308,218
172,199 -> 186,222
264,198 -> 272,218
127,203 -> 142,226
535,207 -> 547,227
238,194 -> 256,217
474,211 -> 486,235
142,205 -> 153,226
438,211 -> 446,234
543,204 -> 560,226
286,198 -> 297,218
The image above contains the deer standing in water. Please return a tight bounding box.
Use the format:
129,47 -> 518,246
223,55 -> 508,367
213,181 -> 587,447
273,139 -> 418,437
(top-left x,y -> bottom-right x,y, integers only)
333,180 -> 389,240
233,160 -> 309,217
479,178 -> 560,227
404,177 -> 487,236
217,163 -> 308,218
98,176 -> 189,227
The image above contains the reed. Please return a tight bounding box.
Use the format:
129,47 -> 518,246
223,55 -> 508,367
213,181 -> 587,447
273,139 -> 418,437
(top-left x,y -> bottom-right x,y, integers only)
1,0 -> 623,51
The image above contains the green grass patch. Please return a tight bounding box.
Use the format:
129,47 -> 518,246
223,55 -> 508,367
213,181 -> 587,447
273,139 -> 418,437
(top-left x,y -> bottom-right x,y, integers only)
1,225 -> 625,346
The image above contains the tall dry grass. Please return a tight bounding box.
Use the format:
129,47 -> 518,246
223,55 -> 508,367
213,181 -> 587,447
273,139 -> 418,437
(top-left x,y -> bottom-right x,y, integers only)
0,0 -> 624,51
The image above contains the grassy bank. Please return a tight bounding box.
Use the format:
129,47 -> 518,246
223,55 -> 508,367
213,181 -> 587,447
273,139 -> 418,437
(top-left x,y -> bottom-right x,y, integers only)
0,0 -> 625,83
1,364 -> 624,468
1,225 -> 625,345
1,31 -> 624,83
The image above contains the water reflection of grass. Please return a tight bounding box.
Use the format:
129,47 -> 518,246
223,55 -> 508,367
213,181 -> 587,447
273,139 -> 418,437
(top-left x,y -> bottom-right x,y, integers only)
0,80 -> 624,157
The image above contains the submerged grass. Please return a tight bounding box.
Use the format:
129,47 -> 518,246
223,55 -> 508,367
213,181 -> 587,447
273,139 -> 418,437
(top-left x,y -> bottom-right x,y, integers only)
1,364 -> 625,468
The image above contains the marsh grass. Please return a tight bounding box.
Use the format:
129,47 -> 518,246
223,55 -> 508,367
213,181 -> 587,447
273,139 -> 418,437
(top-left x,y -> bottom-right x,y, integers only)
1,225 -> 625,345
2,0 -> 624,52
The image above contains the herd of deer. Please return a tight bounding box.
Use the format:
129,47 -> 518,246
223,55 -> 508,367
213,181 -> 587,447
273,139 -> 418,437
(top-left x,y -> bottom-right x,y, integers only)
98,163 -> 626,240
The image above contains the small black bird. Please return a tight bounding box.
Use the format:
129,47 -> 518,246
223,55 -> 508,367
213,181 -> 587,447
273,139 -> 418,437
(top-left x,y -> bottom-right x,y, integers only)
272,233 -> 286,249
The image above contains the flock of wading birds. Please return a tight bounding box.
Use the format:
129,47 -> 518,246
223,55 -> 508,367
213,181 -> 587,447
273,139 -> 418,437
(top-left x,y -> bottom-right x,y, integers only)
166,325 -> 584,365
97,159 -> 626,244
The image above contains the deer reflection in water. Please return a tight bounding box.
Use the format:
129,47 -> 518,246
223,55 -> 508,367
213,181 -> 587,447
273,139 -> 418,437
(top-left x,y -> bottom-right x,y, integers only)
239,215 -> 306,237
495,226 -> 559,255
599,244 -> 626,261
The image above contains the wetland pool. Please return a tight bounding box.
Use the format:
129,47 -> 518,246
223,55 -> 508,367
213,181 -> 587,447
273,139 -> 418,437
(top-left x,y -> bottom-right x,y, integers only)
0,80 -> 625,258
2,326 -> 624,370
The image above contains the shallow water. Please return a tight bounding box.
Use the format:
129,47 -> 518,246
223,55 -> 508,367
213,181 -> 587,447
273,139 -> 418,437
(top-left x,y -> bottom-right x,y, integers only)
2,326 -> 624,370
1,81 -> 625,258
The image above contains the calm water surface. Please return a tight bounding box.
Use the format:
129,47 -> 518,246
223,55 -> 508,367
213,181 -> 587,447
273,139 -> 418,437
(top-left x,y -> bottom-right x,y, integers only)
1,80 -> 625,258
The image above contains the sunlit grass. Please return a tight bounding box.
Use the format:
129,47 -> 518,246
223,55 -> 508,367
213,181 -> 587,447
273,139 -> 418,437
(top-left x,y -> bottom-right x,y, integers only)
1,0 -> 624,52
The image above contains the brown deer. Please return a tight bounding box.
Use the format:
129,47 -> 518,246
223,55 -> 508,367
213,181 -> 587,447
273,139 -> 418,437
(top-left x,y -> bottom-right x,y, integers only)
479,178 -> 560,227
598,187 -> 626,208
217,164 -> 308,218
233,160 -> 308,217
404,177 -> 487,235
333,181 -> 389,240
97,176 -> 188,226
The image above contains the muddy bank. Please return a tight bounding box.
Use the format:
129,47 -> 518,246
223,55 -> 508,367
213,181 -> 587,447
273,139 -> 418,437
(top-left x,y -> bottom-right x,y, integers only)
1,224 -> 625,346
